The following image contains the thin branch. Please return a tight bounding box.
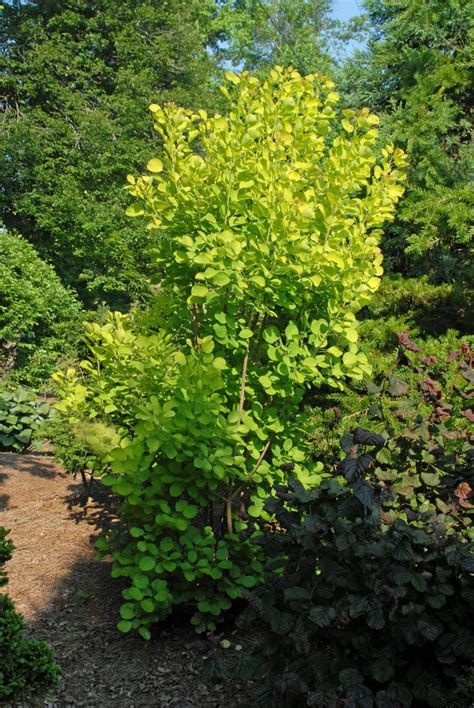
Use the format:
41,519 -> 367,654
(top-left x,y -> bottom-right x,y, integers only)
237,349 -> 249,425
232,437 -> 272,500
192,303 -> 200,345
225,349 -> 250,534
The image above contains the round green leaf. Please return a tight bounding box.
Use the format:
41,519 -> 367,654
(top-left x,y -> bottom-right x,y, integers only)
120,603 -> 135,620
160,537 -> 174,553
183,504 -> 199,519
139,626 -> 152,640
139,557 -> 155,572
191,284 -> 208,298
141,598 -> 155,613
147,158 -> 163,173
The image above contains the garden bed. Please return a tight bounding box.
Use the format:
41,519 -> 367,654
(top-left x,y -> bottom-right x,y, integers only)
0,453 -> 250,707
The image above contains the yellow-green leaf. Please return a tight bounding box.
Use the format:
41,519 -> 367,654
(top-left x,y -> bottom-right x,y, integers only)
125,203 -> 144,217
147,158 -> 163,173
191,284 -> 208,298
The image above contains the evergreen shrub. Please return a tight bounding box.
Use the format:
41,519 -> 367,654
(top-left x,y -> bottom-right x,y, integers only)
0,527 -> 60,701
0,232 -> 82,385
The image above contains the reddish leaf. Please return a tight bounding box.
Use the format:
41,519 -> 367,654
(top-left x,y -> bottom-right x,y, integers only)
419,378 -> 442,405
397,330 -> 422,352
458,362 -> 474,384
461,342 -> 473,366
420,355 -> 437,365
454,482 -> 472,501
460,409 -> 474,423
435,408 -> 449,422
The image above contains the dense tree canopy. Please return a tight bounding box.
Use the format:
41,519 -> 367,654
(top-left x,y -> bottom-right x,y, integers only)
0,0 -> 220,307
341,0 -> 473,284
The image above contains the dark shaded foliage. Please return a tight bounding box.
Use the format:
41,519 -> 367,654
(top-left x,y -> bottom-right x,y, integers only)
232,336 -> 474,706
0,527 -> 60,701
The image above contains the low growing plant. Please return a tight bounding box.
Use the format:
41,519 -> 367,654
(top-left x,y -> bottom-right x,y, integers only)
0,527 -> 61,701
38,414 -> 120,498
232,337 -> 474,707
307,328 -> 474,466
54,66 -> 407,638
0,385 -> 51,452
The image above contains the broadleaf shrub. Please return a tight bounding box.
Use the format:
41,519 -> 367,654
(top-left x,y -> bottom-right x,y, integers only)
54,67 -> 406,637
0,385 -> 51,452
0,231 -> 82,385
233,337 -> 474,707
0,527 -> 60,701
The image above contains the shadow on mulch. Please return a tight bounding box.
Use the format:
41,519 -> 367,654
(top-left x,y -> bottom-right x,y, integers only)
0,452 -> 65,480
63,479 -> 121,537
19,480 -> 253,707
29,559 -> 252,707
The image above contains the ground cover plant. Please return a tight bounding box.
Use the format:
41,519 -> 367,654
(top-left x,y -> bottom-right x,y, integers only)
0,526 -> 60,701
231,335 -> 474,707
52,66 -> 407,638
0,385 -> 51,452
307,326 -> 474,464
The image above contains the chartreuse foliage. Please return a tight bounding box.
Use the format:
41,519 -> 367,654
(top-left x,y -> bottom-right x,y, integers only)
54,67 -> 406,638
233,336 -> 474,707
0,527 -> 60,701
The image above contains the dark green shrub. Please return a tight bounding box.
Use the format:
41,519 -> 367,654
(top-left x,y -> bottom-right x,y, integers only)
359,275 -> 472,342
0,527 -> 60,701
0,527 -> 14,587
0,231 -> 83,385
0,385 -> 51,452
233,337 -> 474,707
308,328 -> 474,469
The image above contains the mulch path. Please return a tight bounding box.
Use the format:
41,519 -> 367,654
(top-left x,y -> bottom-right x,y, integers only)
0,453 -> 254,707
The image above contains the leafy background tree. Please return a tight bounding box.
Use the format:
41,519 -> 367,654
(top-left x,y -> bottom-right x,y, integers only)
339,0 -> 473,287
214,0 -> 338,74
0,0 -> 221,308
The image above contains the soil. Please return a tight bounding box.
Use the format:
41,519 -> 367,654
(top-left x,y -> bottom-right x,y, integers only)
0,453 -> 254,708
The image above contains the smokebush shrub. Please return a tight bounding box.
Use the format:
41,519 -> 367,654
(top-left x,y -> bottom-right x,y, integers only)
0,527 -> 60,701
54,67 -> 406,637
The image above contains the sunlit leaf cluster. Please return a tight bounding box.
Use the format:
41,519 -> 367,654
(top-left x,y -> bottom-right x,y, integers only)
54,67 -> 406,637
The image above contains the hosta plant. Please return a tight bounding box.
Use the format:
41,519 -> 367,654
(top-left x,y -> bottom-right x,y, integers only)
233,337 -> 474,707
0,386 -> 51,452
54,66 -> 407,638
